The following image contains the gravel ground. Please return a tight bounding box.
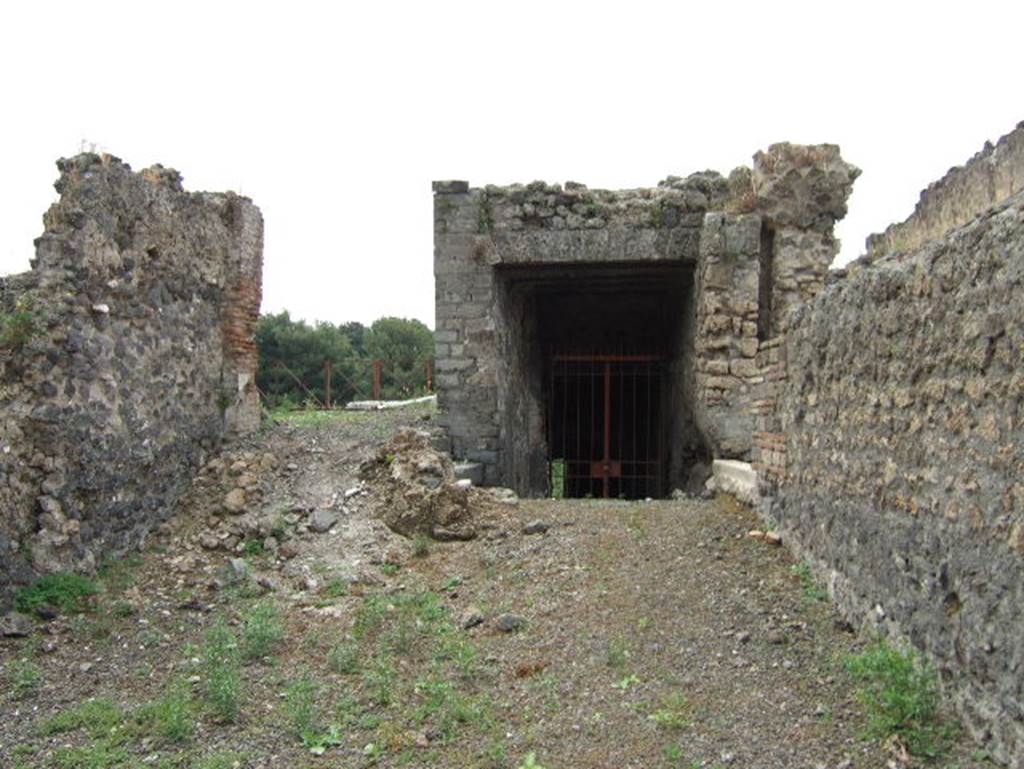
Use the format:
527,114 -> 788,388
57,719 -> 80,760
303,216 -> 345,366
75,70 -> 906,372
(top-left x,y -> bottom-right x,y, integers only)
0,405 -> 986,769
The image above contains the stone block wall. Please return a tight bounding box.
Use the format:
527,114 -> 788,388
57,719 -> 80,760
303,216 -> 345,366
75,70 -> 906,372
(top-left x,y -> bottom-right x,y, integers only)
0,154 -> 263,603
867,121 -> 1024,259
434,146 -> 858,493
765,188 -> 1024,764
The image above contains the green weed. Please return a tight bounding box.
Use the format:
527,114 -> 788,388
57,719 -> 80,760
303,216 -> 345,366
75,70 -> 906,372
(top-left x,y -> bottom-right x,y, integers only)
518,753 -> 548,769
649,692 -> 691,731
242,538 -> 265,557
791,563 -> 828,602
412,533 -> 431,558
8,658 -> 42,699
365,654 -> 397,707
240,601 -> 285,660
284,674 -> 322,741
844,640 -> 957,759
0,298 -> 37,349
328,640 -> 361,674
38,698 -> 124,737
135,679 -> 195,743
203,619 -> 242,722
354,595 -> 389,639
612,673 -> 640,690
322,578 -> 349,598
51,742 -> 127,769
662,743 -> 684,763
606,639 -> 630,668
15,572 -> 98,615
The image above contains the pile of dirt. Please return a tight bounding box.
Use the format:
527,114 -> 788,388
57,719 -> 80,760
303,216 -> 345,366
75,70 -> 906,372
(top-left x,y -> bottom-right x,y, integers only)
358,429 -> 511,541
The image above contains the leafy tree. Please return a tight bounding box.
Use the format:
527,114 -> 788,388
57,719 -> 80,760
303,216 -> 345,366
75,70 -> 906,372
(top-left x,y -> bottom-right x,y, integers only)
256,312 -> 356,408
340,321 -> 368,357
255,313 -> 435,408
365,317 -> 435,399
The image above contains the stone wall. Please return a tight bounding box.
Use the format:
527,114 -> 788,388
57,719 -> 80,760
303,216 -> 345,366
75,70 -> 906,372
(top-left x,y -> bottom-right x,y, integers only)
867,121 -> 1024,259
433,145 -> 857,493
765,188 -> 1024,764
0,154 -> 263,603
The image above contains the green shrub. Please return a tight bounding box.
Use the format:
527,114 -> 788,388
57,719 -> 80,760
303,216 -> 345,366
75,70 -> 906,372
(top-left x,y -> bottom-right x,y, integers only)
0,300 -> 36,349
412,534 -> 431,558
15,572 -> 98,615
8,659 -> 42,699
240,601 -> 285,661
135,680 -> 195,743
203,619 -> 241,722
844,640 -> 956,758
328,641 -> 361,674
51,742 -> 127,769
284,674 -> 321,741
38,698 -> 123,737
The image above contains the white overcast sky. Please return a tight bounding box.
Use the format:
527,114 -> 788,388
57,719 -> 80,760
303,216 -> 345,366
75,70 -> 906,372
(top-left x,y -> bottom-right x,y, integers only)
1,1 -> 1021,328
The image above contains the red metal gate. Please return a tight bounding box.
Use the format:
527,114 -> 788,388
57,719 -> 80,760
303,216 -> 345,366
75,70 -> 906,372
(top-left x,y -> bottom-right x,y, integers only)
548,355 -> 664,499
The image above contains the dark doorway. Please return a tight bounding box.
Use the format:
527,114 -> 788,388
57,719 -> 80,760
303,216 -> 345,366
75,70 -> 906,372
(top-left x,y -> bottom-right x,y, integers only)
495,261 -> 707,499
548,355 -> 664,499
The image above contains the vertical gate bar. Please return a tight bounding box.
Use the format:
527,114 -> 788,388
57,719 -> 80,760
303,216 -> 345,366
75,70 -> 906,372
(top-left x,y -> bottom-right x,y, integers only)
618,361 -> 624,498
565,360 -> 573,495
549,359 -> 553,495
598,360 -> 606,499
626,362 -> 634,499
645,362 -> 652,497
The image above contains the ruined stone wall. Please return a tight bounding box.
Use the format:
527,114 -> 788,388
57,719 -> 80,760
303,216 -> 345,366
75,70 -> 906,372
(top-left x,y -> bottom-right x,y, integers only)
867,121 -> 1024,259
434,146 -> 857,493
766,190 -> 1024,764
0,154 -> 263,603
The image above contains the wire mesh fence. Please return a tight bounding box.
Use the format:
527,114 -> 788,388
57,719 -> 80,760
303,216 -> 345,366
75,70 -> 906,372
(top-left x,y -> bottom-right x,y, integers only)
258,358 -> 434,411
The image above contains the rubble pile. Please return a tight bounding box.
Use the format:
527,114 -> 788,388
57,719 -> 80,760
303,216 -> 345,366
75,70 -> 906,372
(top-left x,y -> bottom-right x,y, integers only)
358,430 -> 509,541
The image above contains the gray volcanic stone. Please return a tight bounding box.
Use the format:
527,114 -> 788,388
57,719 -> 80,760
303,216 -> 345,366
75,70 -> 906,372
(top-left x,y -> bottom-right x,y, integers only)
0,152 -> 263,607
309,509 -> 338,533
0,611 -> 33,637
495,614 -> 526,633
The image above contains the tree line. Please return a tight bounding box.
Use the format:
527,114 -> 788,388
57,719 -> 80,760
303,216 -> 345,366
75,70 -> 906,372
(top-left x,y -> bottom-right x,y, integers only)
255,312 -> 434,409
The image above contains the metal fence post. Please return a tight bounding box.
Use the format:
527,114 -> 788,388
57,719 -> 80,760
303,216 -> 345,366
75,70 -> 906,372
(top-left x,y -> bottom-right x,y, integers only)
373,359 -> 382,400
324,359 -> 332,409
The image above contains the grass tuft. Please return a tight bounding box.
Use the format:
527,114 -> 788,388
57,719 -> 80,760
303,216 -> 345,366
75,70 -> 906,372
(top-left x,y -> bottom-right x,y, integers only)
844,640 -> 957,759
203,618 -> 242,722
15,572 -> 98,615
7,658 -> 43,700
134,679 -> 196,743
239,601 -> 285,661
38,698 -> 124,738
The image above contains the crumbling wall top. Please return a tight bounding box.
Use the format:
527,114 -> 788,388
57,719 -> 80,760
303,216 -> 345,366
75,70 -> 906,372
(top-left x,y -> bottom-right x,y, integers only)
751,143 -> 861,232
866,120 -> 1024,258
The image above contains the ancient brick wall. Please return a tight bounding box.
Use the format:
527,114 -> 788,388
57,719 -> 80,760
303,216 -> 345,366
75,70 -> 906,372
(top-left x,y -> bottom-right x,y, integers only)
867,121 -> 1024,259
767,188 -> 1024,764
0,154 -> 263,603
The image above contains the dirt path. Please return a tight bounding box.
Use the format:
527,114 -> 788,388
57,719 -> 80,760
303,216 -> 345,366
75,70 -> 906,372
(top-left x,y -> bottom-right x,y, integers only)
0,407 -> 982,769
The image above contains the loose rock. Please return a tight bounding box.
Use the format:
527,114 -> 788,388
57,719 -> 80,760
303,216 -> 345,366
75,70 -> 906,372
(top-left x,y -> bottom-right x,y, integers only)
522,520 -> 551,535
495,614 -> 526,633
309,509 -> 338,533
223,488 -> 247,515
0,611 -> 33,637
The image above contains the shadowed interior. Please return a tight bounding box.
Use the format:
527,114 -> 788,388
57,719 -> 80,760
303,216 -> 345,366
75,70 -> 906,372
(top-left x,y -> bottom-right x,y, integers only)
495,262 -> 709,498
